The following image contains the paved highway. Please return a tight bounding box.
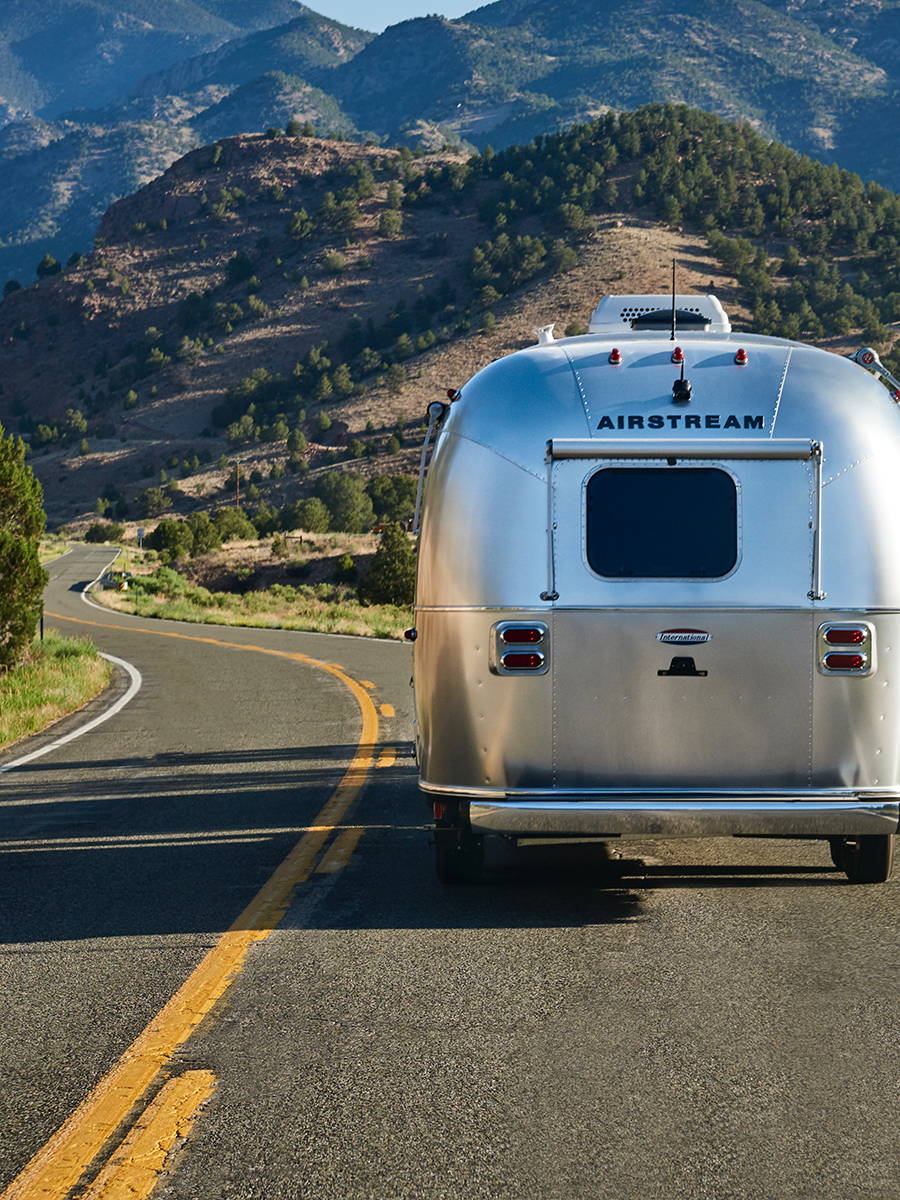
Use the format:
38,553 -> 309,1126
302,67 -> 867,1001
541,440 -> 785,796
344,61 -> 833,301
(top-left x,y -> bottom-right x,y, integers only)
1,546 -> 897,1199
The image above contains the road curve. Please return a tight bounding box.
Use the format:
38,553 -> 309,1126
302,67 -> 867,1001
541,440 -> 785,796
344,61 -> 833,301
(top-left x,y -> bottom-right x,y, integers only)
1,546 -> 898,1200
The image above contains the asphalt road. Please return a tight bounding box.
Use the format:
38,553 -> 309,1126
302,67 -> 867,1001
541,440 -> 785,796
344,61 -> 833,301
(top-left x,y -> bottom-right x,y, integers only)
1,546 -> 898,1200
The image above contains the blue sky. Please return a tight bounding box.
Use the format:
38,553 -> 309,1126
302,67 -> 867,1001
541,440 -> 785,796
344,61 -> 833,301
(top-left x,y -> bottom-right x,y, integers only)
309,1 -> 475,32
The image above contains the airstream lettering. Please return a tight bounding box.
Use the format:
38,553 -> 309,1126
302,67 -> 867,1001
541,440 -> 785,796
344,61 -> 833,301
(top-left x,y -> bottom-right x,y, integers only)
596,414 -> 764,429
412,292 -> 900,886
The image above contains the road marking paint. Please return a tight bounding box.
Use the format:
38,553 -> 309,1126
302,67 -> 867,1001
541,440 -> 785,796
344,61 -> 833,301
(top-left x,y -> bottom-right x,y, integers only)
0,618 -> 379,1200
315,827 -> 365,873
360,680 -> 376,689
380,703 -> 395,718
81,1071 -> 216,1200
0,827 -> 345,849
377,748 -> 397,769
0,654 -> 143,776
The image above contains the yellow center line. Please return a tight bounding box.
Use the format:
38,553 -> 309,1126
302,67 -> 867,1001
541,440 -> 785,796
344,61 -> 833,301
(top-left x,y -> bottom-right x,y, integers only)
2,612 -> 380,1200
377,748 -> 397,769
81,1071 -> 216,1200
380,703 -> 395,718
360,680 -> 376,690
315,827 -> 365,874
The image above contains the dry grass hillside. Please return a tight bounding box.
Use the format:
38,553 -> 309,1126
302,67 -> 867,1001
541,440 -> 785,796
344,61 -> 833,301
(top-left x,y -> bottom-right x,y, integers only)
0,130 -> 742,527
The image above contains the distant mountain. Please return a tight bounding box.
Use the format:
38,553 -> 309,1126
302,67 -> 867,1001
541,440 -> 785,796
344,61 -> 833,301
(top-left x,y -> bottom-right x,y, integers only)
0,4 -> 371,283
191,73 -> 356,143
0,1 -> 311,117
2,0 -> 900,286
134,9 -> 373,98
328,0 -> 891,172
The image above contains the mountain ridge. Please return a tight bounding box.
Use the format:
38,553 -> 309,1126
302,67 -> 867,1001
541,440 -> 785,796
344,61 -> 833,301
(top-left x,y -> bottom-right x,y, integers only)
1,1 -> 899,286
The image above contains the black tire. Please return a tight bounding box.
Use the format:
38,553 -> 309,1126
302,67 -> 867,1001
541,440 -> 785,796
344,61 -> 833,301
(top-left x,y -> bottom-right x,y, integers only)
828,837 -> 846,870
841,835 -> 895,885
435,827 -> 484,885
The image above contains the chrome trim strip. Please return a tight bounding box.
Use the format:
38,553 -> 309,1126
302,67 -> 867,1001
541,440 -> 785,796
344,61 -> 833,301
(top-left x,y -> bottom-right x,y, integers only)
548,438 -> 816,462
415,606 -> 900,614
468,799 -> 900,838
421,781 -> 900,799
810,440 -> 826,601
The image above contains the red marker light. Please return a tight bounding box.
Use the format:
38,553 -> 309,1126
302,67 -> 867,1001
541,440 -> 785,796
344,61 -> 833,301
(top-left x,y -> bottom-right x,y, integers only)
501,627 -> 544,644
608,348 -> 622,365
734,348 -> 749,365
671,346 -> 684,364
433,801 -> 445,820
824,653 -> 866,671
825,628 -> 865,645
501,652 -> 544,671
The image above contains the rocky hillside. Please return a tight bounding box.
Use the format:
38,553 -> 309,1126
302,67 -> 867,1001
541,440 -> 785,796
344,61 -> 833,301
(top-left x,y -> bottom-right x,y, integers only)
0,4 -> 371,283
2,103 -> 898,533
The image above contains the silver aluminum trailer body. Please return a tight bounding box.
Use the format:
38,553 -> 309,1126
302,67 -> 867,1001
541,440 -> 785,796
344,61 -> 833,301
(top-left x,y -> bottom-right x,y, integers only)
413,294 -> 900,882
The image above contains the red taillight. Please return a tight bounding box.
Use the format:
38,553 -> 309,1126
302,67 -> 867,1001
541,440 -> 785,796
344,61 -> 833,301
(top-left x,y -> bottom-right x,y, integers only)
734,348 -> 749,365
501,652 -> 544,671
501,627 -> 543,644
608,347 -> 622,364
824,653 -> 866,671
671,346 -> 684,364
825,628 -> 865,645
433,801 -> 445,820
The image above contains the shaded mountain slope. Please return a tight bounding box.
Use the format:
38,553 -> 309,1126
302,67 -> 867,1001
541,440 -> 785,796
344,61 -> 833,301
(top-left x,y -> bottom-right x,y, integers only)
0,0 -> 309,116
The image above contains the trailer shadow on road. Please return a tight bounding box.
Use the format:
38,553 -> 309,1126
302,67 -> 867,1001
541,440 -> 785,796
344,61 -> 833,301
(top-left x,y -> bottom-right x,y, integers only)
0,743 -> 848,949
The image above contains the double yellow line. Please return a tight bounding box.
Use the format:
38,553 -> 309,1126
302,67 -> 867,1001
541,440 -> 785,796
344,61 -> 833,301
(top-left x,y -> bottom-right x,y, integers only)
2,614 -> 382,1200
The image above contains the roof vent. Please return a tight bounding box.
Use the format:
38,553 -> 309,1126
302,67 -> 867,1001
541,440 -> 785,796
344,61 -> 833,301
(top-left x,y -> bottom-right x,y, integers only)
589,294 -> 731,335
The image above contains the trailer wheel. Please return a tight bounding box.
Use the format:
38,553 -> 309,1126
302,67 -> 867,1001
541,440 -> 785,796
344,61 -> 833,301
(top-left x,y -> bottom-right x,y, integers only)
435,827 -> 484,885
827,837 -> 846,870
840,835 -> 895,884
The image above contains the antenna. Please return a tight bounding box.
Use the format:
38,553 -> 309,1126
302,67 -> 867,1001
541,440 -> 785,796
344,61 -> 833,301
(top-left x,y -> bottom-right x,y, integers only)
670,258 -> 677,342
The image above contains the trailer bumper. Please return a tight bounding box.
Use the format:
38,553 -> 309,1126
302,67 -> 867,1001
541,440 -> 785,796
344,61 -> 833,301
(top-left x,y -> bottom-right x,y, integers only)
464,796 -> 900,838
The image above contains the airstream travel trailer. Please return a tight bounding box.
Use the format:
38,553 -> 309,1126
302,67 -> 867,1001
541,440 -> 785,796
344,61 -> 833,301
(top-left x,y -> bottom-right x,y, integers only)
411,291 -> 900,885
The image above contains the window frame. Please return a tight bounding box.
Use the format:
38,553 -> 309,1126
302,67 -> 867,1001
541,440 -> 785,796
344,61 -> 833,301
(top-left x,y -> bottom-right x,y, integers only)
581,462 -> 743,584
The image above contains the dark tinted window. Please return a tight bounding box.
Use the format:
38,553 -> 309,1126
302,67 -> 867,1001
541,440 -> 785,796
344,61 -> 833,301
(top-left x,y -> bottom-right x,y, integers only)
586,467 -> 737,578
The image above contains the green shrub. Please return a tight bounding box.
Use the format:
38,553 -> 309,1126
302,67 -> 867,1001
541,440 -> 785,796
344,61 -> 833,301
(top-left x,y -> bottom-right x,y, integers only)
0,423 -> 46,671
361,523 -> 415,606
314,472 -> 374,533
145,518 -> 193,562
84,521 -> 124,543
213,507 -> 257,542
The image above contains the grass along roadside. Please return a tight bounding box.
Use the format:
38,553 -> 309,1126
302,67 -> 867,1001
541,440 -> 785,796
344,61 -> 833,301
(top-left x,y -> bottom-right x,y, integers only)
39,537 -> 70,564
0,632 -> 113,751
92,568 -> 411,640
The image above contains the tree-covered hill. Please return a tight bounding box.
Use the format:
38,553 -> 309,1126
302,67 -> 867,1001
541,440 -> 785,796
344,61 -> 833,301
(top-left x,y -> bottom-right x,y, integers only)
2,1 -> 900,286
2,104 -> 898,530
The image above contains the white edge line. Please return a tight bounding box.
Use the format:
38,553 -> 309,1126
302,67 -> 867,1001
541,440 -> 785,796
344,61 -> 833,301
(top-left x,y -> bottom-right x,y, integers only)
78,547 -> 404,645
81,549 -> 123,615
0,653 -> 143,774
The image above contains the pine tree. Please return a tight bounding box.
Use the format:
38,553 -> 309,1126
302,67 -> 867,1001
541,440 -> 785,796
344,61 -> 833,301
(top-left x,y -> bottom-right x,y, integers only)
362,523 -> 416,606
0,423 -> 47,670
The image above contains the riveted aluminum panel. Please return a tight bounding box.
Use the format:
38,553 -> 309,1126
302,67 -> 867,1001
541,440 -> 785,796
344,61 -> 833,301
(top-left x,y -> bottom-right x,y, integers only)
551,610 -> 814,789
550,456 -> 815,609
414,609 -> 553,791
417,433 -> 548,610
811,612 -> 900,789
